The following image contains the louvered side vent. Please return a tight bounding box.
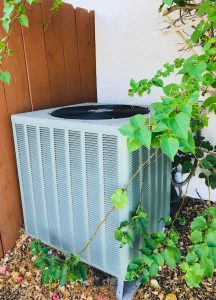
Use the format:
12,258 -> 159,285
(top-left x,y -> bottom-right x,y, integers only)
130,148 -> 171,233
68,131 -> 86,257
15,124 -> 38,237
85,132 -> 103,267
102,134 -> 120,276
27,126 -> 50,243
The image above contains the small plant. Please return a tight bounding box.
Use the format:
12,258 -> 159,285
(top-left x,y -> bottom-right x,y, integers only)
29,240 -> 87,286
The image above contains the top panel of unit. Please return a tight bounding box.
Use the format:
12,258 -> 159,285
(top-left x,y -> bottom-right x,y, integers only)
11,103 -> 150,133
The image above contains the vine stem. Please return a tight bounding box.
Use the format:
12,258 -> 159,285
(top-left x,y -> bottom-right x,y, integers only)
79,207 -> 115,256
163,4 -> 199,16
78,150 -> 159,256
125,150 -> 157,191
170,178 -> 191,231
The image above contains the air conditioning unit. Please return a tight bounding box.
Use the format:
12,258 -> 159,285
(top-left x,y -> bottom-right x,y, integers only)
11,103 -> 171,299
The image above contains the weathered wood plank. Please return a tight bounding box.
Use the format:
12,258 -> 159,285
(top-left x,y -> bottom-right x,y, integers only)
61,3 -> 82,104
22,2 -> 52,110
1,22 -> 32,114
0,83 -> 22,254
41,0 -> 68,107
76,8 -> 97,102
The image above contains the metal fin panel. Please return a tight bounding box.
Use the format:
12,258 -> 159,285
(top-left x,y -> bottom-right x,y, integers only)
40,127 -> 62,248
15,124 -> 37,237
102,134 -> 120,275
27,125 -> 50,243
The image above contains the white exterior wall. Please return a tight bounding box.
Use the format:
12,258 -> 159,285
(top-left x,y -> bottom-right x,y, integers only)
66,0 -> 216,201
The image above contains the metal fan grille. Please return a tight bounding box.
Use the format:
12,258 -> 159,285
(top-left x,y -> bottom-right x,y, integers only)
51,105 -> 150,120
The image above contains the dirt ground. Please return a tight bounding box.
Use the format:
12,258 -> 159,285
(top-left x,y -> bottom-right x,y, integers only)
0,198 -> 215,300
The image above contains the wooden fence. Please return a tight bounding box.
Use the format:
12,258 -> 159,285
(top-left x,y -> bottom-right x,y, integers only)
0,0 -> 97,258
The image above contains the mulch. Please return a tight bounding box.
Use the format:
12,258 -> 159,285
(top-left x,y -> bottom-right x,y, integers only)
0,198 -> 215,300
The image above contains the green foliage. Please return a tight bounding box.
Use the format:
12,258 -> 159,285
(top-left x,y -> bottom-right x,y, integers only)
111,189 -> 128,209
121,0 -> 216,166
118,209 -> 181,283
180,206 -> 216,287
114,205 -> 148,247
116,205 -> 216,288
29,240 -> 87,286
0,70 -> 10,85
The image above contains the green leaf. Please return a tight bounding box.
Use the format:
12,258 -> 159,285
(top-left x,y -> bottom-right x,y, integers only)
149,262 -> 159,277
169,112 -> 190,139
130,114 -> 147,129
190,230 -> 203,244
188,62 -> 206,81
204,230 -> 216,247
114,229 -> 123,241
3,4 -> 14,17
152,252 -> 164,266
162,0 -> 173,6
19,14 -> 29,27
127,262 -> 139,272
184,263 -> 204,288
152,121 -> 168,132
127,138 -> 141,152
194,244 -> 209,260
142,255 -> 154,267
42,269 -> 50,285
186,252 -> 198,265
169,246 -> 181,263
134,126 -> 152,149
140,247 -> 152,256
111,189 -> 127,209
141,269 -> 150,284
60,265 -> 68,287
202,96 -> 216,108
0,71 -> 11,85
170,229 -> 179,244
119,123 -> 134,137
189,91 -> 200,104
200,258 -> 214,277
151,231 -> 166,243
208,247 -> 216,267
163,83 -> 180,97
180,262 -> 190,273
153,78 -> 164,87
179,131 -> 195,154
191,216 -> 207,231
160,136 -> 179,161
164,248 -> 176,269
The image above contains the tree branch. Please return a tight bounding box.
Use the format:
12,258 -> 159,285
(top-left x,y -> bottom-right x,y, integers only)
163,4 -> 200,16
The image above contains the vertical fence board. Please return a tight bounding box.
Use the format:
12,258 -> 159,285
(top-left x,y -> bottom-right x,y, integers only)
0,83 -> 22,254
2,23 -> 32,114
22,3 -> 52,110
41,0 -> 68,107
61,4 -> 82,104
89,10 -> 97,100
76,8 -> 97,102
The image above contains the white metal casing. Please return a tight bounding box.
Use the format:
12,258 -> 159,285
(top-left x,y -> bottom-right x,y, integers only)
11,103 -> 171,280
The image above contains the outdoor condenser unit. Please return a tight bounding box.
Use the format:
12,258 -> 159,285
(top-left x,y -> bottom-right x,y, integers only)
11,103 -> 171,299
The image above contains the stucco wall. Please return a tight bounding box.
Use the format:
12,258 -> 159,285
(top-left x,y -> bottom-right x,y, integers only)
66,0 -> 216,201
